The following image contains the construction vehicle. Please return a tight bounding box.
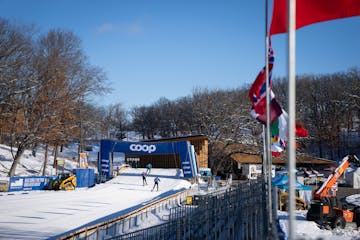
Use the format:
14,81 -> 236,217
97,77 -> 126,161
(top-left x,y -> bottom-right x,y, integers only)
279,192 -> 307,211
59,174 -> 76,190
47,173 -> 76,191
306,155 -> 360,229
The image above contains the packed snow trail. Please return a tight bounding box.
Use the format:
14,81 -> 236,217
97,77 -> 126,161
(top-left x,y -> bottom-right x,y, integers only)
0,168 -> 191,240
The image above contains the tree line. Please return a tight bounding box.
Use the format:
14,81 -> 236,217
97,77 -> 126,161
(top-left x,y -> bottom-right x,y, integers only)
128,69 -> 360,172
0,19 -> 109,176
1,18 -> 359,176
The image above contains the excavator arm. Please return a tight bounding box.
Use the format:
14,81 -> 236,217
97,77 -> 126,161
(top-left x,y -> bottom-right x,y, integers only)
314,155 -> 360,199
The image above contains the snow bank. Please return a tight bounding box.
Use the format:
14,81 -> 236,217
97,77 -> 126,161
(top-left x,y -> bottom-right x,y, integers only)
278,210 -> 360,240
0,144 -> 94,177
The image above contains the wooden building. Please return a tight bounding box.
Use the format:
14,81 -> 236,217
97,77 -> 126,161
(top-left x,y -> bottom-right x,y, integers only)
214,141 -> 336,167
230,152 -> 337,167
213,141 -> 336,179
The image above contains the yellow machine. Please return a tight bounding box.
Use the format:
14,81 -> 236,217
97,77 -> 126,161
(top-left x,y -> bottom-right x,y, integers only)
59,175 -> 76,190
50,173 -> 76,191
279,191 -> 307,211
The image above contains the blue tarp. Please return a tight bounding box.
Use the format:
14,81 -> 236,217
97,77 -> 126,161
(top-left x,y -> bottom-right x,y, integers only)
75,168 -> 95,188
272,174 -> 312,190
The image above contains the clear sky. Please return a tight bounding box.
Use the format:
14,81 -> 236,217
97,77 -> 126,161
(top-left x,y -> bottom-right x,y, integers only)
1,0 -> 359,109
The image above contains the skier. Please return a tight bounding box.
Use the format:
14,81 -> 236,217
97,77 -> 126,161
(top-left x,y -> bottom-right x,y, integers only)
152,176 -> 160,191
142,172 -> 147,186
146,163 -> 152,174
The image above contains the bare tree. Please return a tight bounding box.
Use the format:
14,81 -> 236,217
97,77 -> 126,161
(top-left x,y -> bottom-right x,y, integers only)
5,29 -> 108,176
0,18 -> 35,107
130,105 -> 158,140
152,97 -> 177,138
100,103 -> 129,140
112,104 -> 129,140
173,96 -> 196,135
191,87 -> 260,174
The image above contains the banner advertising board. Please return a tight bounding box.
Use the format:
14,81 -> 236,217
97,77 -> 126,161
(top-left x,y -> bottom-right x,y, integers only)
8,176 -> 55,192
100,140 -> 197,179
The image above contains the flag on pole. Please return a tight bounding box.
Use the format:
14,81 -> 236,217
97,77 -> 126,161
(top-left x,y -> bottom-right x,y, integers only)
250,91 -> 282,124
270,111 -> 288,157
249,46 -> 282,124
248,43 -> 308,156
270,0 -> 360,35
270,110 -> 308,157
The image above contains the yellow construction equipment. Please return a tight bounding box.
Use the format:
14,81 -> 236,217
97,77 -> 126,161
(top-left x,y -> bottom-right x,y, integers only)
59,175 -> 76,190
279,191 -> 307,211
49,173 -> 76,191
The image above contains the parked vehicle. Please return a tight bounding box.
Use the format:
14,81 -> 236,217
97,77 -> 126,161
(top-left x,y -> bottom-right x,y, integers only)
306,155 -> 360,229
47,173 -> 76,191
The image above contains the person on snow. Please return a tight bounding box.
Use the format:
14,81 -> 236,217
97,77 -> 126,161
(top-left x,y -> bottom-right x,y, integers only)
142,172 -> 147,186
152,176 -> 160,191
146,163 -> 152,174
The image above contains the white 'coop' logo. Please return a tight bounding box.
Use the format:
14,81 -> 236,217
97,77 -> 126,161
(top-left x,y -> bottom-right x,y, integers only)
129,144 -> 156,153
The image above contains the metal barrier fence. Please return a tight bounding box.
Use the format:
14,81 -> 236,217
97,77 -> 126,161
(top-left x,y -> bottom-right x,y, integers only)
114,179 -> 277,240
58,190 -> 191,240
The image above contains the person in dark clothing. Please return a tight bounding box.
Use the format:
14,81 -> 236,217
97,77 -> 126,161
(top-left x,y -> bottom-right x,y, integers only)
146,163 -> 152,174
142,172 -> 147,186
152,176 -> 160,191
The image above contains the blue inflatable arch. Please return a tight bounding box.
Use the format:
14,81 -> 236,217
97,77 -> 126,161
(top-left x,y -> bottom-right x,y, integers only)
99,139 -> 198,179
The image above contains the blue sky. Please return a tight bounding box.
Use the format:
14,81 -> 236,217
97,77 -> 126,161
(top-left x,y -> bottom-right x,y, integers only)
1,0 -> 359,109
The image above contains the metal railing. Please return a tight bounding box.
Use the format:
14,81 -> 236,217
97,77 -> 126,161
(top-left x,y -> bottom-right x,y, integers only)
114,179 -> 277,240
57,190 -> 191,240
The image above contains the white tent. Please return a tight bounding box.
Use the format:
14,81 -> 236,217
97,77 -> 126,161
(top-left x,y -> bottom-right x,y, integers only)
344,167 -> 360,189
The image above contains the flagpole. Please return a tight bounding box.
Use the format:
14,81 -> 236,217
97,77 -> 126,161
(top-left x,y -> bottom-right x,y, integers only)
262,124 -> 267,183
265,0 -> 273,233
288,0 -> 296,239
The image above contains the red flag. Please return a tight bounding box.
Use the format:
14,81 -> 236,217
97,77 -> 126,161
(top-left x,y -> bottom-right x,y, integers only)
250,92 -> 283,124
270,0 -> 360,35
249,46 -> 282,124
295,123 -> 308,137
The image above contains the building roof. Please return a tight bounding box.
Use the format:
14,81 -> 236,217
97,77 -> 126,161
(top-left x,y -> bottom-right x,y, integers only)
230,152 -> 336,165
214,141 -> 336,166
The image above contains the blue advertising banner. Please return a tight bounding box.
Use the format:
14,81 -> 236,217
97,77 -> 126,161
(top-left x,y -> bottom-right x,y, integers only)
100,140 -> 196,178
100,158 -> 110,174
8,176 -> 55,192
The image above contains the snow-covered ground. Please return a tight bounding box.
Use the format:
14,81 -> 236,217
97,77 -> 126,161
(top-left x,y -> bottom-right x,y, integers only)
278,210 -> 360,240
1,143 -> 360,239
0,167 -> 191,239
346,194 -> 360,206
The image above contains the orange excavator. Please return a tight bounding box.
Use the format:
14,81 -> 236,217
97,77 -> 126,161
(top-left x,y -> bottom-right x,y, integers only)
306,155 -> 360,229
